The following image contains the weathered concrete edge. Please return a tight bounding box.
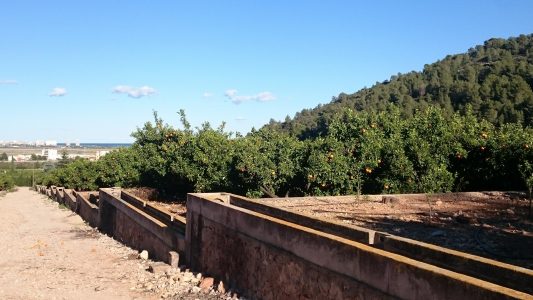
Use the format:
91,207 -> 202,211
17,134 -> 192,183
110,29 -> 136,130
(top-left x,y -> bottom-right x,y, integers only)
99,188 -> 177,248
120,190 -> 186,232
63,189 -> 77,212
55,187 -> 65,204
74,191 -> 100,227
187,193 -> 531,300
75,191 -> 98,210
227,193 -> 532,294
374,232 -> 533,294
51,186 -> 57,198
228,193 -> 375,244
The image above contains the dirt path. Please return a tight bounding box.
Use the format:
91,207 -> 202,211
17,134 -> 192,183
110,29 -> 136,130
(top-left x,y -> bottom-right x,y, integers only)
0,188 -> 153,299
0,188 -> 232,300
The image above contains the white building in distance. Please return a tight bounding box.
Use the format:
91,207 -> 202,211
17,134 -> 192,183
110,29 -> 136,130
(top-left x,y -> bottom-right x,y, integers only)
41,149 -> 58,160
95,150 -> 110,160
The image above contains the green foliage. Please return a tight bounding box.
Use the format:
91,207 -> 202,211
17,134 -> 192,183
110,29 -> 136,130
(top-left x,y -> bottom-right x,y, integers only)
50,158 -> 98,191
0,169 -> 43,189
0,172 -> 15,191
0,152 -> 8,161
56,150 -> 71,168
96,147 -> 141,188
39,150 -> 141,191
0,161 -> 45,169
267,34 -> 533,138
40,106 -> 532,198
232,129 -> 305,197
30,153 -> 47,161
37,35 -> 533,198
519,161 -> 533,197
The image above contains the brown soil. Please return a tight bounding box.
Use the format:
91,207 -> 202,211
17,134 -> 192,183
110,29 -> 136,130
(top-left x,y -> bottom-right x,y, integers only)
125,187 -> 163,202
125,188 -> 187,217
148,201 -> 187,217
262,192 -> 533,269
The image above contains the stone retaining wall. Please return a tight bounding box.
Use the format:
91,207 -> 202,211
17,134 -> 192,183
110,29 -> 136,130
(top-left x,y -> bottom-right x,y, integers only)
55,187 -> 65,205
374,233 -> 533,294
75,191 -> 100,228
34,186 -> 532,299
63,189 -> 77,212
98,188 -> 185,263
186,193 -> 531,300
228,193 -> 533,295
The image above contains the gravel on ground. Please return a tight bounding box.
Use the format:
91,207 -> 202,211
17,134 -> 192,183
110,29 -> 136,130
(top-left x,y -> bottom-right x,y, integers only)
0,188 -> 242,300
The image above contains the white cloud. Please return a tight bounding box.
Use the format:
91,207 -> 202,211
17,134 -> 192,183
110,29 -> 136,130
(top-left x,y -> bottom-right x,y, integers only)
202,92 -> 213,98
0,80 -> 18,85
113,85 -> 156,98
224,89 -> 238,98
224,89 -> 276,104
235,117 -> 247,121
49,87 -> 67,97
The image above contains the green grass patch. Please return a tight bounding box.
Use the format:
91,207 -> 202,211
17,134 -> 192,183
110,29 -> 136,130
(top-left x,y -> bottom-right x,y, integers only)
0,169 -> 45,187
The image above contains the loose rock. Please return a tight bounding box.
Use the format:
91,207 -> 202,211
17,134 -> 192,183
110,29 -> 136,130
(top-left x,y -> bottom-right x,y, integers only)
199,277 -> 214,290
168,251 -> 180,268
148,262 -> 170,275
382,196 -> 404,206
139,250 -> 149,260
217,281 -> 226,294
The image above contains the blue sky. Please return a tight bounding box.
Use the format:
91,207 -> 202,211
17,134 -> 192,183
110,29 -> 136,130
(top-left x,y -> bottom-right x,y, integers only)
1,1 -> 532,142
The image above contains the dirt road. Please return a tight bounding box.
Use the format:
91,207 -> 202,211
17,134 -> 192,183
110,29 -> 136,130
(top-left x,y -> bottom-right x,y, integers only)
0,188 -> 154,299
0,188 -> 231,300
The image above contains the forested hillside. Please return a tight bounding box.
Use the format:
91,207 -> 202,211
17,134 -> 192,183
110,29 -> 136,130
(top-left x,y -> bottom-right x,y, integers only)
267,34 -> 533,138
37,35 -> 533,199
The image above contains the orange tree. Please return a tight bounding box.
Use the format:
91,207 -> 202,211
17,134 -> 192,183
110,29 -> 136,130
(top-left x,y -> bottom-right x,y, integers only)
486,123 -> 533,190
231,128 -> 305,197
401,107 -> 456,193
39,106 -> 532,198
95,147 -> 141,188
131,111 -> 234,197
181,122 -> 234,193
41,158 -> 98,191
308,109 -> 385,196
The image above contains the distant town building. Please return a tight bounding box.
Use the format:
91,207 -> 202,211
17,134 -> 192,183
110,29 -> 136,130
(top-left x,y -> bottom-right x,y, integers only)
95,150 -> 110,160
41,149 -> 58,160
45,140 -> 57,146
8,155 -> 31,162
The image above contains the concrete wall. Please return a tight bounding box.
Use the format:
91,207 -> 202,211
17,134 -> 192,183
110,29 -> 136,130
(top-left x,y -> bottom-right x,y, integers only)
229,194 -> 375,244
75,191 -> 100,228
34,186 -> 531,299
55,187 -> 65,205
63,189 -> 77,212
50,186 -> 57,198
229,194 -> 533,295
98,188 -> 185,263
374,233 -> 533,295
186,193 -> 530,300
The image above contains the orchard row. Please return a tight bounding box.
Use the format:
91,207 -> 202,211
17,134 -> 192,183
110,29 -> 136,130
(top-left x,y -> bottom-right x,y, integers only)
39,106 -> 533,199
